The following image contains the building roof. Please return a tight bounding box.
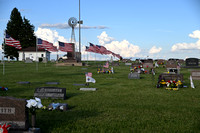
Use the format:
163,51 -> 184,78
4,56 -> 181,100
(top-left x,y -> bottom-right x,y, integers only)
19,47 -> 50,52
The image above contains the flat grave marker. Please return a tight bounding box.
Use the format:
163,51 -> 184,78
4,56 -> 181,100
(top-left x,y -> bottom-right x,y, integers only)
34,87 -> 66,100
80,88 -> 97,91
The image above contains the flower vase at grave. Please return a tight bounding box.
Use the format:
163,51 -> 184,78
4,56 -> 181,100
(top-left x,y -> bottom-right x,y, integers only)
31,113 -> 36,128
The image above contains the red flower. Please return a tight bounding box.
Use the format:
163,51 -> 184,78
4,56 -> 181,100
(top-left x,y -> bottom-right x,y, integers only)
0,124 -> 11,133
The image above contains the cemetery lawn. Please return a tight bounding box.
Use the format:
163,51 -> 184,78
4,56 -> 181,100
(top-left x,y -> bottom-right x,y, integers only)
1,61 -> 200,132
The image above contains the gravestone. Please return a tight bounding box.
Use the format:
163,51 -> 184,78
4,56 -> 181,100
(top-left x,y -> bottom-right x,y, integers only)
46,82 -> 59,85
186,58 -> 199,67
125,63 -> 132,66
159,73 -> 183,81
34,87 -> 66,100
157,59 -> 165,65
25,58 -> 33,63
191,70 -> 200,80
80,88 -> 97,91
143,63 -> 153,68
51,59 -> 56,63
128,72 -> 140,79
42,57 -> 47,63
0,96 -> 29,131
166,60 -> 177,68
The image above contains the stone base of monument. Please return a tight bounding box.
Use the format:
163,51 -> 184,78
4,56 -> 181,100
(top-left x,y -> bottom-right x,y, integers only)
9,128 -> 40,133
80,88 -> 97,91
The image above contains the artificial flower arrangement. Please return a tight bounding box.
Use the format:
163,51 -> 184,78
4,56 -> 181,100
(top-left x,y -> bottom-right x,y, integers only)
26,97 -> 43,115
157,79 -> 183,90
97,67 -> 113,74
0,123 -> 11,133
0,86 -> 8,91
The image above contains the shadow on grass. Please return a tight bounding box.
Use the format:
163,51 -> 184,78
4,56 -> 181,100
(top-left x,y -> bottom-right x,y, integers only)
66,92 -> 82,99
37,109 -> 101,133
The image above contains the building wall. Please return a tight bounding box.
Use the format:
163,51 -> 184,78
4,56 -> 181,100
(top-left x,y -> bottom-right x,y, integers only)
18,51 -> 50,61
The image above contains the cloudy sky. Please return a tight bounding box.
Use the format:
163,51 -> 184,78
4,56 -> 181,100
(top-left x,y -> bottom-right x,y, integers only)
0,0 -> 200,60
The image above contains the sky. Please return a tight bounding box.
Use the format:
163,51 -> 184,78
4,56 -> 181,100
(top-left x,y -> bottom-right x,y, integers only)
0,0 -> 200,60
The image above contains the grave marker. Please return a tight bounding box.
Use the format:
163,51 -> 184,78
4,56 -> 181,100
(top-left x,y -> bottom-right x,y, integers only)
191,70 -> 200,80
128,72 -> 140,79
186,58 -> 199,67
0,96 -> 29,130
34,87 -> 66,100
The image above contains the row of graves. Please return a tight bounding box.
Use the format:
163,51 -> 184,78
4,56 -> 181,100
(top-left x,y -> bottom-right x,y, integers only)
128,59 -> 155,79
127,58 -> 200,91
0,64 -> 103,132
157,58 -> 200,90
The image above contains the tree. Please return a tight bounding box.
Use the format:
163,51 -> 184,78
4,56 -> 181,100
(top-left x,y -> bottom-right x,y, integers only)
3,7 -> 36,60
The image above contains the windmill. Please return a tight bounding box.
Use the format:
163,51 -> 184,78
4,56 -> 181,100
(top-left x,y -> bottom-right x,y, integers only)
68,17 -> 78,43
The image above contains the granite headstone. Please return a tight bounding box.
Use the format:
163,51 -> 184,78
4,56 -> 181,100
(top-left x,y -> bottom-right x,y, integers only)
0,96 -> 29,131
34,87 -> 66,100
128,72 -> 140,79
186,58 -> 199,67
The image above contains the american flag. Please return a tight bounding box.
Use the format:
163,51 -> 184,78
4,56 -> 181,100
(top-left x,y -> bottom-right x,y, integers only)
96,45 -> 108,54
103,61 -> 109,68
46,44 -> 58,52
85,72 -> 92,77
58,41 -> 73,52
112,53 -> 122,59
37,38 -> 48,49
5,34 -> 22,49
89,43 -> 101,54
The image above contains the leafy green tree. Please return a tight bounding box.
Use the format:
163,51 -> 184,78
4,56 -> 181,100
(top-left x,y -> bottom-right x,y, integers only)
3,7 -> 36,60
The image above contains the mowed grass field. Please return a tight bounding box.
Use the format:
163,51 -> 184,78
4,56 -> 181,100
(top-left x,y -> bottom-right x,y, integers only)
1,61 -> 200,133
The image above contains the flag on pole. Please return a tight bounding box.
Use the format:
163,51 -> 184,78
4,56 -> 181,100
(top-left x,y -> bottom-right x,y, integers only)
5,34 -> 22,49
58,41 -> 73,52
85,72 -> 92,77
103,61 -> 109,68
89,43 -> 101,54
86,76 -> 96,83
37,38 -> 48,49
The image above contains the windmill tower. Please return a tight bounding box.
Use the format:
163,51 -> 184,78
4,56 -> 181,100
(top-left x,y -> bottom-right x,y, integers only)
68,17 -> 78,43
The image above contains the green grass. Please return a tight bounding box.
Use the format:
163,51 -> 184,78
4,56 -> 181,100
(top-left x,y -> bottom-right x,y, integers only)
1,61 -> 200,133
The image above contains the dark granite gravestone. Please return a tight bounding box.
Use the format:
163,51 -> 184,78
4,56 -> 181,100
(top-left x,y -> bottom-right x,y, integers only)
159,73 -> 183,81
46,82 -> 59,85
0,96 -> 29,131
128,72 -> 140,79
191,70 -> 200,80
186,58 -> 199,67
34,87 -> 66,100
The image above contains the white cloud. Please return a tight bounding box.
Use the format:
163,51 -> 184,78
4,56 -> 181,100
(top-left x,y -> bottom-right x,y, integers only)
97,31 -> 114,45
97,31 -> 141,58
34,27 -> 68,47
171,30 -> 200,52
149,46 -> 162,54
189,30 -> 200,39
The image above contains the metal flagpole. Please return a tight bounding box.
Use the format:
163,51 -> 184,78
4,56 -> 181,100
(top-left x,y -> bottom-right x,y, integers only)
3,31 -> 5,75
36,36 -> 38,71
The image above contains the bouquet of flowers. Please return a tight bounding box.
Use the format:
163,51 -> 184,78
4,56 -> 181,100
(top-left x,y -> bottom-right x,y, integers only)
0,86 -> 8,91
157,79 -> 183,90
26,97 -> 43,114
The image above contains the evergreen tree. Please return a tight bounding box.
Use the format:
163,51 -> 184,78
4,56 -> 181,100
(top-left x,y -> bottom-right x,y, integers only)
4,7 -> 23,60
3,7 -> 36,60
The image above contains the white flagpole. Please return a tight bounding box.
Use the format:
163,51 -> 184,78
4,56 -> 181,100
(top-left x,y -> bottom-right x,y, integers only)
36,36 -> 38,71
3,31 -> 5,75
